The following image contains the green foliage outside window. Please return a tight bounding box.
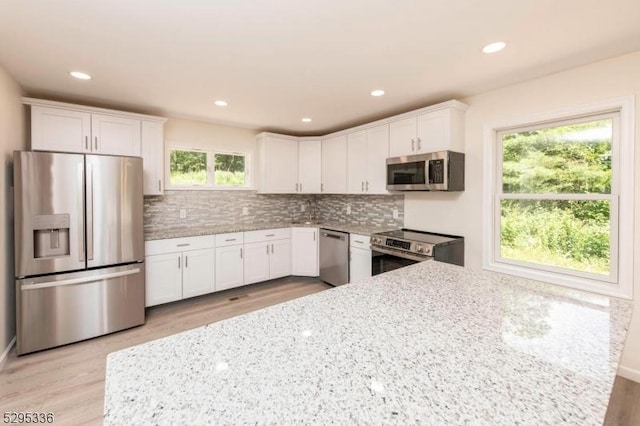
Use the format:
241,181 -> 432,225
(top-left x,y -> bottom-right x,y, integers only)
169,149 -> 247,187
214,153 -> 245,186
500,119 -> 612,275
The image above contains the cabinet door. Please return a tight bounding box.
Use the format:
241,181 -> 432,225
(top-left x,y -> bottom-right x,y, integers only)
145,253 -> 182,307
389,116 -> 417,157
91,114 -> 141,156
261,137 -> 298,193
243,242 -> 270,285
31,106 -> 91,153
298,140 -> 321,193
269,239 -> 292,280
365,124 -> 390,194
416,109 -> 449,153
321,135 -> 347,193
350,247 -> 372,282
346,131 -> 367,194
141,120 -> 164,195
292,228 -> 318,276
215,245 -> 244,291
182,248 -> 216,299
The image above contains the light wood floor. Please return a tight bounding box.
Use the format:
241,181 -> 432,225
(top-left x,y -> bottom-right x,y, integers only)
1,277 -> 638,425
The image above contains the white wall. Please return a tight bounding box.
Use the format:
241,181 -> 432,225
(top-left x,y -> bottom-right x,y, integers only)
0,64 -> 25,357
163,117 -> 259,188
405,51 -> 640,380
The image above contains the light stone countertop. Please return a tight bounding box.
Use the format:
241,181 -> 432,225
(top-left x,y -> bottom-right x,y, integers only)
144,221 -> 397,240
104,261 -> 632,425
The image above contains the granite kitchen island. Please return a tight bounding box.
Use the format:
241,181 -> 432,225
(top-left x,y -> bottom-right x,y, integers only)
104,261 -> 632,425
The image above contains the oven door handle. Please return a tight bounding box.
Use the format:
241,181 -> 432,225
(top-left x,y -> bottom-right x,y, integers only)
371,245 -> 431,262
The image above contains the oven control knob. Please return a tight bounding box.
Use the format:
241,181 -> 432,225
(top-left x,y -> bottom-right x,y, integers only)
416,244 -> 425,254
372,236 -> 381,244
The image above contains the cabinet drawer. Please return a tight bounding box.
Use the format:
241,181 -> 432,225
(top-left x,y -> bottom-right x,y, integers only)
244,228 -> 291,244
215,232 -> 244,247
146,235 -> 215,256
350,234 -> 371,248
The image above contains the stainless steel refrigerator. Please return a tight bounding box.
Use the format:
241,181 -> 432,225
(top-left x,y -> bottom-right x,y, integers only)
14,151 -> 145,355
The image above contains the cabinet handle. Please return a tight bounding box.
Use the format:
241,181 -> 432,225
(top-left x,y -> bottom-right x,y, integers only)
411,138 -> 415,151
240,248 -> 243,259
321,183 -> 324,192
225,238 -> 236,242
176,243 -> 190,247
158,179 -> 161,192
85,136 -> 89,150
266,234 -> 275,237
300,182 -> 302,192
296,183 -> 299,192
185,256 -> 188,268
313,231 -> 316,241
178,256 -> 181,269
366,181 -> 369,191
271,244 -> 274,254
361,181 -> 364,192
417,137 -> 421,150
94,136 -> 98,151
266,244 -> 269,254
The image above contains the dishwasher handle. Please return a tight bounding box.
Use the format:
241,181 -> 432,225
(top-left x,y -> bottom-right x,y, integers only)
321,231 -> 346,241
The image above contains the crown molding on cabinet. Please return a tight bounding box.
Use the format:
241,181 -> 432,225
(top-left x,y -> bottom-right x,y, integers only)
22,97 -> 167,123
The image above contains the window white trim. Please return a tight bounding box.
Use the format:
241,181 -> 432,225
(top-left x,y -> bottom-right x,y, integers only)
165,142 -> 253,191
482,96 -> 635,299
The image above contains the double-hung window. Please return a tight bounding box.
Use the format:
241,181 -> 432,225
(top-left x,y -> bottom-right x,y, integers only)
168,147 -> 250,189
484,98 -> 634,298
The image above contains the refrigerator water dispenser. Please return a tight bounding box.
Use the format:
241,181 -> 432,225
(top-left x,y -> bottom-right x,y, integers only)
33,214 -> 70,258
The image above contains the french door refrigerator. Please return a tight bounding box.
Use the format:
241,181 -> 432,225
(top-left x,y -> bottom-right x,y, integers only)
14,151 -> 145,355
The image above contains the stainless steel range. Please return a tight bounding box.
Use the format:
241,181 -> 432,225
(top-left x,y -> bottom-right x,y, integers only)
370,229 -> 464,275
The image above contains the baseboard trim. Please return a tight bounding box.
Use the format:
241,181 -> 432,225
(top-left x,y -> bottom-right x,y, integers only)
618,365 -> 640,383
0,336 -> 16,368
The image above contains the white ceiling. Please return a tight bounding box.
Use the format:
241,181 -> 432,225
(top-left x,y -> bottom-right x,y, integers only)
0,0 -> 639,135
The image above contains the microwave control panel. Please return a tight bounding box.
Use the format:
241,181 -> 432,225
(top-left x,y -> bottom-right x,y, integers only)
428,159 -> 445,184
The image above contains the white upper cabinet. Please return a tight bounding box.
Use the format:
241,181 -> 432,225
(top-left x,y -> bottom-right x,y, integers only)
416,107 -> 465,153
26,99 -> 166,195
321,135 -> 347,193
346,130 -> 367,194
347,125 -> 389,194
389,117 -> 417,158
297,140 -> 321,193
257,135 -> 298,193
31,106 -> 92,153
90,114 -> 141,156
141,120 -> 165,195
390,103 -> 466,157
365,124 -> 390,194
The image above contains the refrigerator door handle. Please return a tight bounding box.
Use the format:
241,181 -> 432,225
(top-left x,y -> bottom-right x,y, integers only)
86,162 -> 94,261
20,268 -> 141,291
78,163 -> 85,262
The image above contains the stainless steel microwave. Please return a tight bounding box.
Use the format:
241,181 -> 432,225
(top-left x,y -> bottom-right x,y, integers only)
386,150 -> 465,191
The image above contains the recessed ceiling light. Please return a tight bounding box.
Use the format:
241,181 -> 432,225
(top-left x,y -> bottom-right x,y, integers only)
482,41 -> 506,54
70,71 -> 91,80
214,100 -> 228,107
371,90 -> 385,97
301,117 -> 312,123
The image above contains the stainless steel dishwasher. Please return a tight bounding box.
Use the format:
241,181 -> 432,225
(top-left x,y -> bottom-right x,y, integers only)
319,229 -> 349,286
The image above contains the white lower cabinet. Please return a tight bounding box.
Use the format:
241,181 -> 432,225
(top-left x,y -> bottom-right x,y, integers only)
291,227 -> 318,276
244,228 -> 292,284
350,234 -> 372,282
215,232 -> 245,291
145,235 -> 216,307
145,252 -> 183,307
182,248 -> 216,299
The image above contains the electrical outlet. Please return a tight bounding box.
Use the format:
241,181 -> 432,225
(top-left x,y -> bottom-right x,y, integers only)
242,207 -> 249,215
179,209 -> 187,219
301,203 -> 306,212
346,205 -> 351,215
392,208 -> 399,219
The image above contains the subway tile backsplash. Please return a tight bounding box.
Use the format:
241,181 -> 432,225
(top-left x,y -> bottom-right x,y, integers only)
144,191 -> 404,239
